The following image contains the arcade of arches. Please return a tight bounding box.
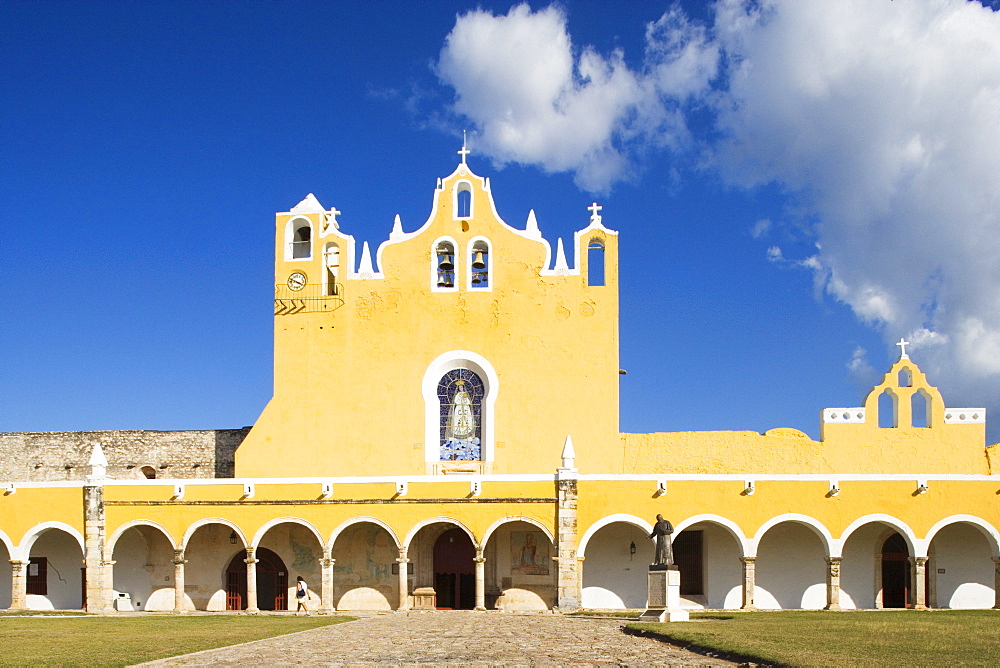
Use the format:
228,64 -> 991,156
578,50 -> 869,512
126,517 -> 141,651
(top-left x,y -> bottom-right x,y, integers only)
3,512 -> 999,612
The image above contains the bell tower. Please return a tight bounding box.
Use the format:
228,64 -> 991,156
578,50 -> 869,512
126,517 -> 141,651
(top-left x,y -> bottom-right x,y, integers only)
236,145 -> 620,477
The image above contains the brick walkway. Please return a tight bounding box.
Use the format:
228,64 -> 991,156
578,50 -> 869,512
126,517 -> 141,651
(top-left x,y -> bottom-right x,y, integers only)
135,610 -> 735,667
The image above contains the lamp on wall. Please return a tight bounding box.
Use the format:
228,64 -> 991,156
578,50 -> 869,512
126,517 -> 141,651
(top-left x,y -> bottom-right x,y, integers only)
629,541 -> 636,559
230,532 -> 238,545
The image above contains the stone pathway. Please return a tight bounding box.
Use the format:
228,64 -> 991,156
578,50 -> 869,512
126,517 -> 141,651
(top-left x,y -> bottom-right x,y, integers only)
135,610 -> 735,667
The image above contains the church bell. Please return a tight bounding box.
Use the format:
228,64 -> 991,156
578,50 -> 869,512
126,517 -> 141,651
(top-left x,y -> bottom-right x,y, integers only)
437,251 -> 455,271
471,250 -> 487,270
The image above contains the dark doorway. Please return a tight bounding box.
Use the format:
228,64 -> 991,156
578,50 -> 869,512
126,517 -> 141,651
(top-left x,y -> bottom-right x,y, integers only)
434,528 -> 476,609
881,534 -> 910,608
225,547 -> 289,611
674,530 -> 704,596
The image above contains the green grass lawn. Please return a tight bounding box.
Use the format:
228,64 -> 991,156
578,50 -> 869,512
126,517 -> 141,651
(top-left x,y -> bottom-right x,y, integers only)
0,614 -> 353,667
628,609 -> 1000,667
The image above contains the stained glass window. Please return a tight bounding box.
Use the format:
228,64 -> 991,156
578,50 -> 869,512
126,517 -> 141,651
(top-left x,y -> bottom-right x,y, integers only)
438,368 -> 484,460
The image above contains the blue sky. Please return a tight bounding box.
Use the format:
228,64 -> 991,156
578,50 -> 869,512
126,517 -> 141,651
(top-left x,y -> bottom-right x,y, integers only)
3,1 -> 999,444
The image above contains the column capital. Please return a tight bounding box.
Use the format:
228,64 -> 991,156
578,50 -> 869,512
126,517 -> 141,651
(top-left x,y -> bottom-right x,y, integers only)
9,559 -> 28,568
473,557 -> 486,564
244,558 -> 259,565
739,556 -> 757,565
319,557 -> 335,568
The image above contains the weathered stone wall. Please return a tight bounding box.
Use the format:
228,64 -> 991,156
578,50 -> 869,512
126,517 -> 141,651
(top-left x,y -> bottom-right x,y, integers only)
0,428 -> 250,482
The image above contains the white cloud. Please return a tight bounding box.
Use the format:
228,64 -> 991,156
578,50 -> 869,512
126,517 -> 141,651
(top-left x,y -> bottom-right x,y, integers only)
434,0 -> 1000,439
751,218 -> 772,238
435,3 -> 717,192
709,0 -> 1000,436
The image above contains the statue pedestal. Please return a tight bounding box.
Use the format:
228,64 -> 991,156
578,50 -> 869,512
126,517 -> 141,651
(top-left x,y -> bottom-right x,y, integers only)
639,566 -> 688,622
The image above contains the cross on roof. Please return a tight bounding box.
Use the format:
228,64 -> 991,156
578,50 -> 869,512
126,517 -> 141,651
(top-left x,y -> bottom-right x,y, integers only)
588,202 -> 602,218
896,337 -> 910,359
458,130 -> 470,164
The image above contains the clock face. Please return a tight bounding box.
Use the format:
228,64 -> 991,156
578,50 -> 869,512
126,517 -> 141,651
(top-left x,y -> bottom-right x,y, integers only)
287,271 -> 307,291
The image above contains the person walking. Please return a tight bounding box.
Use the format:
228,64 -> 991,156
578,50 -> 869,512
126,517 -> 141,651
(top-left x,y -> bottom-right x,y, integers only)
295,575 -> 312,616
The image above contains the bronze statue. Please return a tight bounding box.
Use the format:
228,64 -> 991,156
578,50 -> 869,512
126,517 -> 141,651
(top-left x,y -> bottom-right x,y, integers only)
649,514 -> 674,567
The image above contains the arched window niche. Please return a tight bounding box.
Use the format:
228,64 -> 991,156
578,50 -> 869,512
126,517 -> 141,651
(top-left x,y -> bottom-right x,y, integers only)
878,389 -> 898,428
468,237 -> 491,290
432,238 -> 458,291
912,388 -> 931,428
323,243 -> 341,296
898,368 -> 912,387
587,238 -> 605,287
285,217 -> 312,260
454,181 -> 473,219
422,351 -> 498,474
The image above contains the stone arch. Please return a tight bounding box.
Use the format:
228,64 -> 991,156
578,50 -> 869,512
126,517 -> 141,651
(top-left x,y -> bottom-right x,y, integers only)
181,519 -> 249,611
332,519 -> 405,611
19,521 -> 85,556
675,514 -> 750,555
753,515 -> 831,609
20,522 -> 86,610
481,516 -> 553,548
109,520 -> 176,612
329,516 -> 401,553
579,515 -> 653,610
750,514 -> 833,558
674,515 -> 750,610
482,517 -> 556,611
925,515 -> 1000,556
182,518 -> 247,550
107,520 -> 177,553
837,515 -> 918,609
252,517 -> 324,550
838,514 -> 919,558
404,516 -> 478,549
578,513 -> 651,559
925,516 -> 999,609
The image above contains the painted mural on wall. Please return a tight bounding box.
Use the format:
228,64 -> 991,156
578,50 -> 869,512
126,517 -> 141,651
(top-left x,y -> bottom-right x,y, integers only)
510,531 -> 549,576
333,526 -> 396,585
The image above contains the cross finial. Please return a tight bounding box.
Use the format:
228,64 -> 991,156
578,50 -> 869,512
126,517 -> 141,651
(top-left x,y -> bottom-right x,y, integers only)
588,202 -> 602,219
458,130 -> 470,164
323,206 -> 342,232
896,337 -> 910,359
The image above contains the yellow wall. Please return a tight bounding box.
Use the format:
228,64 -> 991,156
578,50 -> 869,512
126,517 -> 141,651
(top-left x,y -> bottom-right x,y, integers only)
237,163 -> 620,477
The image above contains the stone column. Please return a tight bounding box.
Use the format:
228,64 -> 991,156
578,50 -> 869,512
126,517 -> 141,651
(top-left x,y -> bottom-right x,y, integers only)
911,556 -> 928,610
244,547 -> 259,614
992,557 -> 1000,610
824,557 -> 842,611
172,549 -> 187,613
474,553 -> 486,611
83,483 -> 112,612
319,557 -> 335,614
9,560 -> 28,610
739,556 -> 756,610
397,548 -> 411,611
555,472 -> 580,610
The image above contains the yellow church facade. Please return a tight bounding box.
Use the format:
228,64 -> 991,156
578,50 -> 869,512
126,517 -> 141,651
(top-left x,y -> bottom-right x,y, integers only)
2,148 -> 999,614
